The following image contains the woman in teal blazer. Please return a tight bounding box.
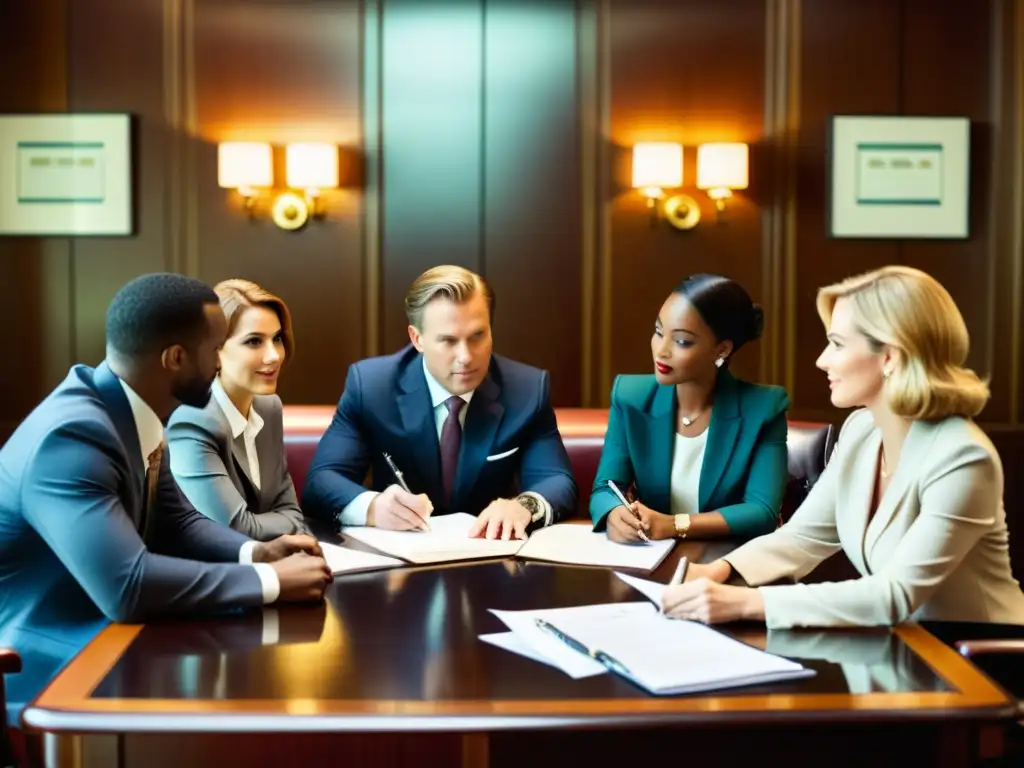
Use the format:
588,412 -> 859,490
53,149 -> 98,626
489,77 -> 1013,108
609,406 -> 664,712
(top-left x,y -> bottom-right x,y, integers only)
591,274 -> 790,542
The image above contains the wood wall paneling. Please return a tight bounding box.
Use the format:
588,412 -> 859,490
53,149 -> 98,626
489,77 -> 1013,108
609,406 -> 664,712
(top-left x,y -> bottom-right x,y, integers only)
605,0 -> 768,405
483,0 -> 582,407
192,0 -> 365,405
379,0 -> 485,351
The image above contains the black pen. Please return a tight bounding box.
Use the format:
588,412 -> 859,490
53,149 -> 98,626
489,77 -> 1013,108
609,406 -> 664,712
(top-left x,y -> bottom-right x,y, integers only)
534,618 -> 633,679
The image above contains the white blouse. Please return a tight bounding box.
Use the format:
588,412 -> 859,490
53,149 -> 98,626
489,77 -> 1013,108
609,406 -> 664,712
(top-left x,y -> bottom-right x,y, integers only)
669,430 -> 707,516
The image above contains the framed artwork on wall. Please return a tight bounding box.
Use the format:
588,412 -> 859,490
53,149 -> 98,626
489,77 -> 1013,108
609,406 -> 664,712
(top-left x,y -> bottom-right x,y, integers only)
0,113 -> 133,236
828,115 -> 970,239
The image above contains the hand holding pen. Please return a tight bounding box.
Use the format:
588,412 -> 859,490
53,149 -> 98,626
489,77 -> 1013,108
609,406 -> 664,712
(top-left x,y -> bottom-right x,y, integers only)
606,480 -> 650,543
366,454 -> 433,531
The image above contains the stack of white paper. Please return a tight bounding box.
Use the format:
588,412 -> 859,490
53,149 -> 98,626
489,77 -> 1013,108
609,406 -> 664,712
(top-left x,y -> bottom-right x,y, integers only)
318,541 -> 405,575
516,524 -> 674,572
482,599 -> 814,695
340,513 -> 524,564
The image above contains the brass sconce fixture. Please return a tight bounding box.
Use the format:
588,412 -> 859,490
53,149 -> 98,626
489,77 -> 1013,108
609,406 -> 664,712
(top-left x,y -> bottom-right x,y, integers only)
697,142 -> 748,220
631,142 -> 701,230
217,141 -> 339,231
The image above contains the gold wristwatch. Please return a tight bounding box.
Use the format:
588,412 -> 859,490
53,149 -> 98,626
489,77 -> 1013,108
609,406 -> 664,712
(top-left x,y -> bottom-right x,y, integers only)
673,513 -> 691,539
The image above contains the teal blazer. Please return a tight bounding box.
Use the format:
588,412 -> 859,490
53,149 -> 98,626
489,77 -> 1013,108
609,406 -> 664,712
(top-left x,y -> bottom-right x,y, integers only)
590,370 -> 790,539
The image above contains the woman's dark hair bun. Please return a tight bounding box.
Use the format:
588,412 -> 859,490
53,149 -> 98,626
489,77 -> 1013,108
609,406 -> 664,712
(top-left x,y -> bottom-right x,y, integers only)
673,273 -> 765,354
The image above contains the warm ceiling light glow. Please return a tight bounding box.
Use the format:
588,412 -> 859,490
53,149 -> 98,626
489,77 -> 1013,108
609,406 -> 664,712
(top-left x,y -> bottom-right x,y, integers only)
217,142 -> 273,189
286,143 -> 339,190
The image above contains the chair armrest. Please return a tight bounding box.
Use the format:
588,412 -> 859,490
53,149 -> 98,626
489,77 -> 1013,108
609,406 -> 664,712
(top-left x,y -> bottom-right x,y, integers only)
957,640 -> 1024,658
0,648 -> 21,675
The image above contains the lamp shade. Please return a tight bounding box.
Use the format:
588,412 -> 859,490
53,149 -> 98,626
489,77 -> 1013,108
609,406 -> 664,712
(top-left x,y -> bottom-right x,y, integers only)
217,142 -> 273,188
286,143 -> 339,189
632,142 -> 683,190
696,143 -> 748,190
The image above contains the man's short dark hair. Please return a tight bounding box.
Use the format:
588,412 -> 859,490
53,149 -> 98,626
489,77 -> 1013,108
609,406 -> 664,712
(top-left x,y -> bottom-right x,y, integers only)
106,273 -> 220,358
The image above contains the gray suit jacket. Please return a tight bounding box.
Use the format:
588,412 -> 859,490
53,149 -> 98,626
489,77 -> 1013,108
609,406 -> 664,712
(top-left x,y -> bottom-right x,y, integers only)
725,408 -> 1024,628
0,363 -> 265,721
167,393 -> 309,541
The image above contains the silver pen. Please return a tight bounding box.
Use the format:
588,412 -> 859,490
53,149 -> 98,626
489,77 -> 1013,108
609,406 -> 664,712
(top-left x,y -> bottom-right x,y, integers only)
383,453 -> 411,493
606,480 -> 650,543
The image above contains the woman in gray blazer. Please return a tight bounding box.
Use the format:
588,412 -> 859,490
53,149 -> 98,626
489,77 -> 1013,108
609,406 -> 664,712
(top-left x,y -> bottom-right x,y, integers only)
662,265 -> 1024,628
168,279 -> 310,541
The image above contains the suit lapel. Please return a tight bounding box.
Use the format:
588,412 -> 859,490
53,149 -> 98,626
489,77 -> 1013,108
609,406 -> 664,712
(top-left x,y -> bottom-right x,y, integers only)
397,358 -> 444,502
230,433 -> 259,494
699,371 -> 741,510
642,384 -> 676,512
93,362 -> 146,521
455,375 -> 504,508
864,420 -> 935,563
840,425 -> 879,576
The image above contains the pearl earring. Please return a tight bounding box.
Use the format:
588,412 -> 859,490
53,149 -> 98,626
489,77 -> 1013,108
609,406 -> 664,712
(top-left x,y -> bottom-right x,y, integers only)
883,367 -> 892,379
715,357 -> 725,369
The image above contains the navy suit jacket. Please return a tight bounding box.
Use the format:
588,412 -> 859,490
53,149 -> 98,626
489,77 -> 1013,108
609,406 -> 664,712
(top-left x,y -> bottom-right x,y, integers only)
0,363 -> 264,721
303,345 -> 577,523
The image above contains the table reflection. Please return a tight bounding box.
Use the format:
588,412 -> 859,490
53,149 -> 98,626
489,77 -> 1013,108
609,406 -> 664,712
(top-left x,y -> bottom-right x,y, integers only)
92,561 -> 949,702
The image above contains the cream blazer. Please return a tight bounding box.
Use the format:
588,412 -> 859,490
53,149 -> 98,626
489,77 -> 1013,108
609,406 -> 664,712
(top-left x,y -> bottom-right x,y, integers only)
724,409 -> 1024,628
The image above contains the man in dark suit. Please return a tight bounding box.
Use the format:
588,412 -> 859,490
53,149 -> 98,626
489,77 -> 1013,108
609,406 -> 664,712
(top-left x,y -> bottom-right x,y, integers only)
0,273 -> 332,722
303,265 -> 577,539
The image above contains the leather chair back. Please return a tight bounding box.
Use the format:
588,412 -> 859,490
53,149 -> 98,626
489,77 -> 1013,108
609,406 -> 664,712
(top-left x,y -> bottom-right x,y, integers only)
283,407 -> 835,522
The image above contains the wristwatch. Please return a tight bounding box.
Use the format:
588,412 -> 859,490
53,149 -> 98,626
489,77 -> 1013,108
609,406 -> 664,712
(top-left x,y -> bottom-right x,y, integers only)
515,493 -> 546,524
673,513 -> 691,539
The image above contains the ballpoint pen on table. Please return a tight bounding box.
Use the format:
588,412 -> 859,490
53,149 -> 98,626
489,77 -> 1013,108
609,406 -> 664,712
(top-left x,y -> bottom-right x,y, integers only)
382,453 -> 430,530
534,618 -> 633,678
606,480 -> 650,543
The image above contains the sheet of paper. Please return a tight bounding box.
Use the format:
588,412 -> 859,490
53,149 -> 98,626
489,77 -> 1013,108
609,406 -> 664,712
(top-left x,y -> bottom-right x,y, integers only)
341,512 -> 525,564
515,523 -> 674,572
479,632 -> 567,672
614,571 -> 666,606
488,603 -> 654,679
318,542 -> 404,575
545,607 -> 813,695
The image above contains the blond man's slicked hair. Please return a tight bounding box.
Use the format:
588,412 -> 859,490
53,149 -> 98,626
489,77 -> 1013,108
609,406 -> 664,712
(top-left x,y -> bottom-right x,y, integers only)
214,278 -> 295,362
404,265 -> 494,330
816,266 -> 989,420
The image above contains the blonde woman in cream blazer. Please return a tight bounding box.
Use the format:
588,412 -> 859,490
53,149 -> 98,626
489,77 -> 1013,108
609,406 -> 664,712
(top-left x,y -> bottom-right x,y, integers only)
662,266 -> 1024,629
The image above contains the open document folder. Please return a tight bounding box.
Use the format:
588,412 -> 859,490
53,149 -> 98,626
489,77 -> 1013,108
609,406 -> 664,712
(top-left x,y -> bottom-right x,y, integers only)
318,542 -> 404,575
485,601 -> 814,695
342,513 -> 673,571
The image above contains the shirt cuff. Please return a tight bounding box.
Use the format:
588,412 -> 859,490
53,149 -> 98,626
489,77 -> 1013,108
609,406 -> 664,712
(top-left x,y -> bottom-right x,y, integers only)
520,491 -> 553,527
238,540 -> 257,564
340,490 -> 378,527
252,563 -> 281,604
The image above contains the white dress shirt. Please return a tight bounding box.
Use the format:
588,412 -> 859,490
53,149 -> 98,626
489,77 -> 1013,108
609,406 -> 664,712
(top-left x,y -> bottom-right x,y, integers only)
668,430 -> 708,516
339,357 -> 551,526
211,377 -> 265,491
118,379 -> 279,603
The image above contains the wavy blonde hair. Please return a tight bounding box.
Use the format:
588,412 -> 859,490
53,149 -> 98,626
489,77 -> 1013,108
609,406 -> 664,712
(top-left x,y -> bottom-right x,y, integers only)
213,278 -> 295,362
816,266 -> 988,420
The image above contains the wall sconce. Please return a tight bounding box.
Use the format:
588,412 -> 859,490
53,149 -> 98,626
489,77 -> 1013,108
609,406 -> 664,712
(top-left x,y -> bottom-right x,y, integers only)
276,143 -> 340,231
697,142 -> 748,219
631,142 -> 701,230
217,142 -> 274,214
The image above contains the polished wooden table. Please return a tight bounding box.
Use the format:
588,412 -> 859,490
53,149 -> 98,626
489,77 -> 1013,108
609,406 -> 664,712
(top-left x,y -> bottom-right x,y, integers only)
23,540 -> 1016,768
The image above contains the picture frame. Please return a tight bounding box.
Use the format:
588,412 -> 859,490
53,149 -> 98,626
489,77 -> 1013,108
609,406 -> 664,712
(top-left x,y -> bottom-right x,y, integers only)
827,115 -> 970,239
0,113 -> 134,236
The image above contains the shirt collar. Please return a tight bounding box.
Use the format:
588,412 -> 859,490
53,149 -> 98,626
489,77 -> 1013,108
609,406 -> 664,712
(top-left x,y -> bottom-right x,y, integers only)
117,379 -> 165,463
212,378 -> 264,440
421,356 -> 474,410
